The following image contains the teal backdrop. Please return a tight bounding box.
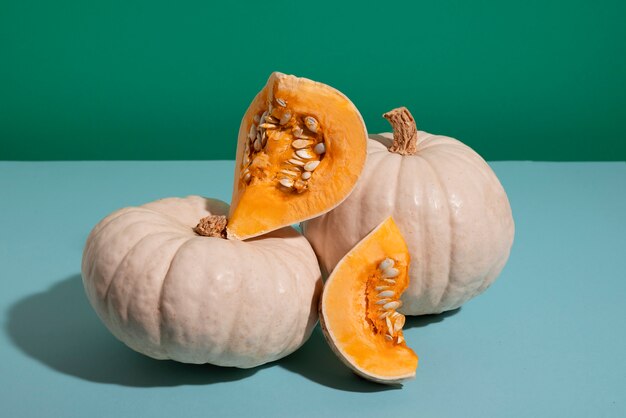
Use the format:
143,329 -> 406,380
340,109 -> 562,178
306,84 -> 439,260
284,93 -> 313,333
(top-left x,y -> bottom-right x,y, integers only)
1,0 -> 625,161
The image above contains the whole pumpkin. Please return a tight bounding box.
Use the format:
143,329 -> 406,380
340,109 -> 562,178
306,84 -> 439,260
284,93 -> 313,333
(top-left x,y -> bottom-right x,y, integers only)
82,195 -> 322,368
303,108 -> 514,315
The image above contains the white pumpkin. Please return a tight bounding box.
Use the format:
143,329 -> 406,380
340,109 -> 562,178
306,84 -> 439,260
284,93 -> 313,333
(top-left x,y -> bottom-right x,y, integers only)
303,108 -> 514,315
82,195 -> 322,368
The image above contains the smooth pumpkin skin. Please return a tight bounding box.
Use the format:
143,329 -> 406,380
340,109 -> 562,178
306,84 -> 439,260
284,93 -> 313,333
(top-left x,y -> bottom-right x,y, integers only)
320,217 -> 417,384
82,196 -> 322,368
304,133 -> 514,315
227,72 -> 367,240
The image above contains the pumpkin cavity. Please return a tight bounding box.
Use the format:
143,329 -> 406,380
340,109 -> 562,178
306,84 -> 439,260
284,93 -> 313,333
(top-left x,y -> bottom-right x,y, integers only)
240,97 -> 327,194
365,257 -> 407,345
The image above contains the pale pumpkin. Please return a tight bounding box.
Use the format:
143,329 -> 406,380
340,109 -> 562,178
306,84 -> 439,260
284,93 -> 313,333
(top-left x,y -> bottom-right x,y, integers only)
227,72 -> 368,240
82,195 -> 322,368
304,108 -> 514,315
320,217 -> 418,384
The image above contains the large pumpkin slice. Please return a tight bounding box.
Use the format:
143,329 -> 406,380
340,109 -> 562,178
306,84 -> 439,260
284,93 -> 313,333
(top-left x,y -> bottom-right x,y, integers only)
227,72 -> 367,240
320,217 -> 418,384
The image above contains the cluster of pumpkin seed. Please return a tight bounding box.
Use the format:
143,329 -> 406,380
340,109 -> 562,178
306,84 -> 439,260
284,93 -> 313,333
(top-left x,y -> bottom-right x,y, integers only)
240,97 -> 326,193
372,258 -> 406,344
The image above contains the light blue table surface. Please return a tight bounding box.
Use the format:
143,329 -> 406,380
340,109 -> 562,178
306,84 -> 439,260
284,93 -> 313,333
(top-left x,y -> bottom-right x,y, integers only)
1,161 -> 625,418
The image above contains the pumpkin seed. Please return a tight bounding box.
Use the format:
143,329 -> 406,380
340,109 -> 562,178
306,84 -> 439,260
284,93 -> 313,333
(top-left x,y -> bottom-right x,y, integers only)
383,267 -> 399,278
280,169 -> 299,176
301,171 -> 311,180
393,315 -> 405,332
375,299 -> 391,305
294,179 -> 307,193
378,311 -> 391,319
304,160 -> 320,172
383,279 -> 396,284
397,336 -> 404,344
253,139 -> 261,151
292,139 -> 312,149
279,178 -> 294,188
385,334 -> 393,341
265,115 -> 279,124
248,124 -> 257,140
260,123 -> 276,129
253,114 -> 261,124
379,258 -> 394,271
295,149 -> 315,160
304,116 -> 319,133
386,316 -> 394,335
375,286 -> 389,291
243,171 -> 251,183
280,111 -> 291,125
377,290 -> 394,298
383,301 -> 401,310
288,158 -> 305,166
292,127 -> 304,137
276,98 -> 287,107
260,111 -> 268,124
313,142 -> 326,155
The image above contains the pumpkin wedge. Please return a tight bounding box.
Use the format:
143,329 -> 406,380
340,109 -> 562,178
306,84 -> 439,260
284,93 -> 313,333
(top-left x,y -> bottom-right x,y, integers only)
320,217 -> 418,384
227,72 -> 367,240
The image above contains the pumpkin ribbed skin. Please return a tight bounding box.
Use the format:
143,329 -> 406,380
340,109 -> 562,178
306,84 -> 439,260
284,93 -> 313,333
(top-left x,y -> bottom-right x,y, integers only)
303,133 -> 514,315
82,195 -> 322,368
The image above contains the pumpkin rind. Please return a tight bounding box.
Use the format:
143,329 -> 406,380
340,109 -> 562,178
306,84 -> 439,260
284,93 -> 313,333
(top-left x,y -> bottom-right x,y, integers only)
320,217 -> 418,384
227,72 -> 368,240
304,130 -> 515,315
82,195 -> 322,368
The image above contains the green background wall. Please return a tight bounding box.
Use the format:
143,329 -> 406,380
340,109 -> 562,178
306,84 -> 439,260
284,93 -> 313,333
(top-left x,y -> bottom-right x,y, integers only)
1,0 -> 625,161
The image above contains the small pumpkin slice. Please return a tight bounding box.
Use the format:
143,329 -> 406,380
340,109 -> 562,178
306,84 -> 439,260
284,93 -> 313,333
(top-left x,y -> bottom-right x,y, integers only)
227,72 -> 367,240
320,217 -> 418,384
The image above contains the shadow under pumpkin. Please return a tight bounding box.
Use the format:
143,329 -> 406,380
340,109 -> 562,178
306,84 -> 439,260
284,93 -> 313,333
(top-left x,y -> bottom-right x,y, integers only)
5,274 -> 458,391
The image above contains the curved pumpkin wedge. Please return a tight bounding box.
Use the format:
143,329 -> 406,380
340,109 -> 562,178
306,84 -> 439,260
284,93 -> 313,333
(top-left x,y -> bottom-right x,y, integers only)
320,217 -> 418,384
227,72 -> 367,240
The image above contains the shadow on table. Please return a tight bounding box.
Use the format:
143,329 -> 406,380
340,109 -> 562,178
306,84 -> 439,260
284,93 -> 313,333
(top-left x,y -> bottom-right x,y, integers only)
5,274 -> 261,387
278,327 -> 398,393
278,307 -> 460,392
404,307 -> 461,330
6,275 -> 460,391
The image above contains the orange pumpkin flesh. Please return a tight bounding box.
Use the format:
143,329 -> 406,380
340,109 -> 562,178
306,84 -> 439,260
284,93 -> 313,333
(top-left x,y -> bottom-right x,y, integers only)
320,217 -> 418,384
227,72 -> 367,240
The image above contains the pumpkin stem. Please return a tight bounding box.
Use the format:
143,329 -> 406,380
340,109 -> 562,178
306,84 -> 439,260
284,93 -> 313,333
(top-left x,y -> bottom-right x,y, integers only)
194,215 -> 228,238
383,107 -> 418,155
